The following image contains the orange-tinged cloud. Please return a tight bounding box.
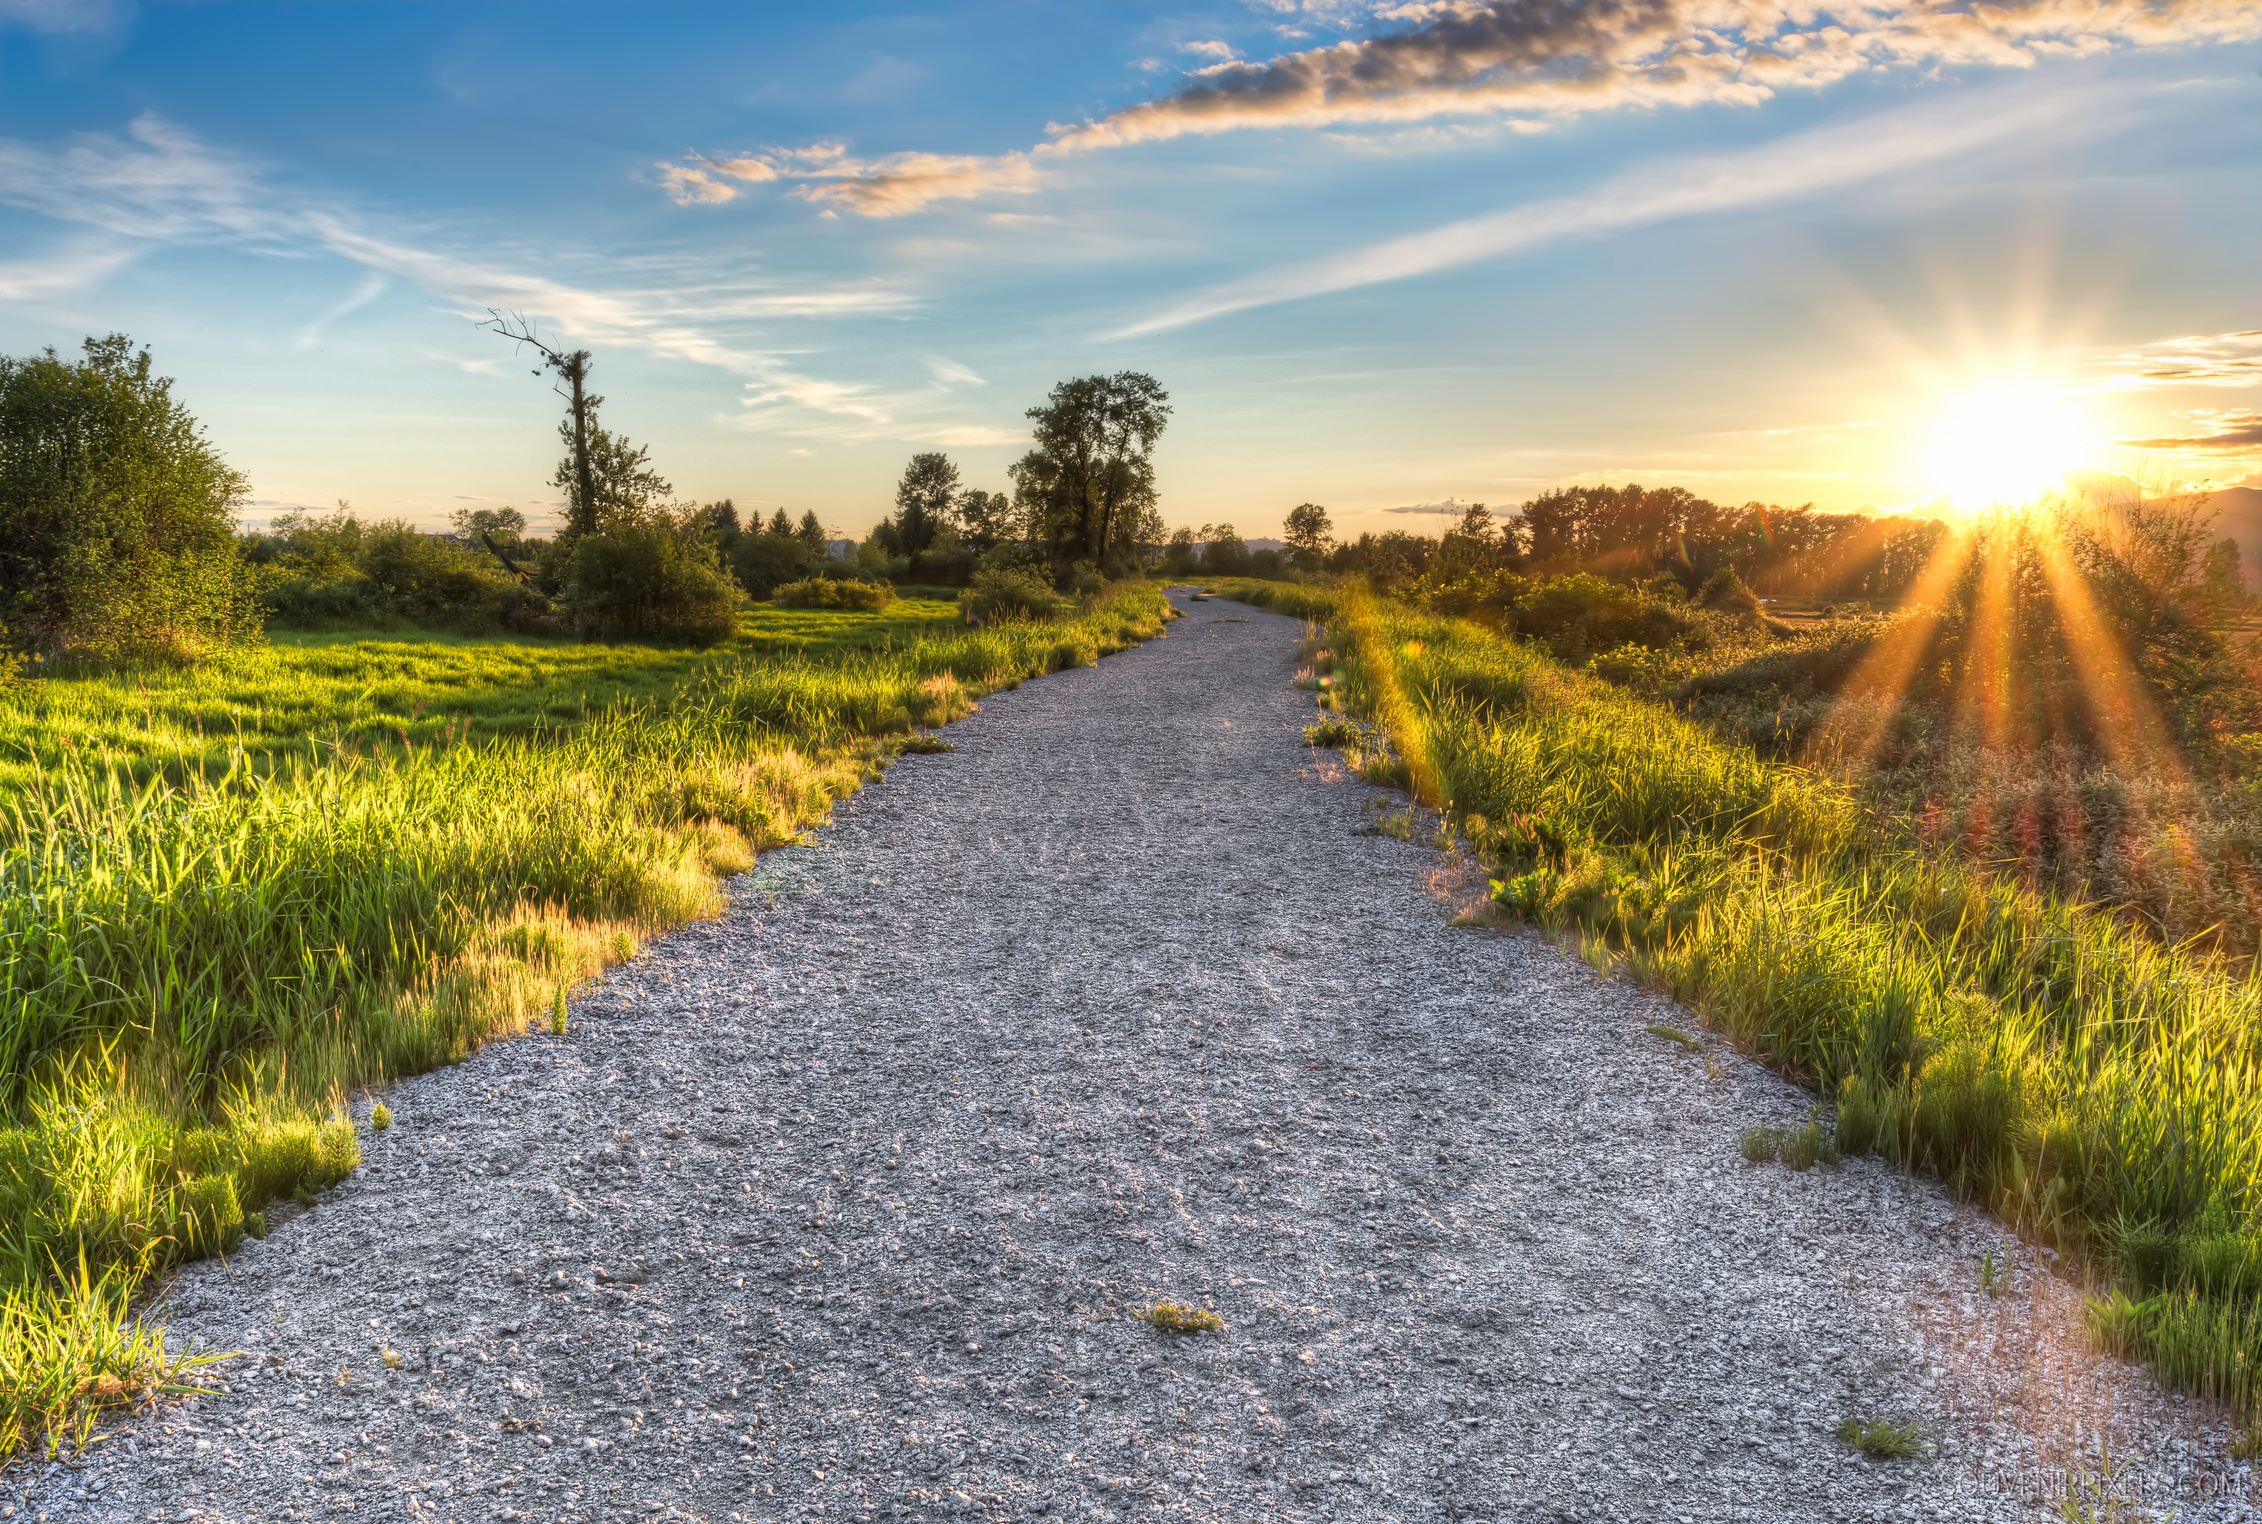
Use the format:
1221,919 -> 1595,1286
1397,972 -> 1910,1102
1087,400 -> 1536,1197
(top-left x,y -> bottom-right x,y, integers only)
663,0 -> 2262,216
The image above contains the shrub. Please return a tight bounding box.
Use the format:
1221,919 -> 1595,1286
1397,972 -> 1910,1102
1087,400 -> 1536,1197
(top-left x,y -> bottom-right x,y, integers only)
251,507 -> 553,634
730,531 -> 819,599
1697,565 -> 1762,615
772,577 -> 894,611
961,567 -> 1062,625
0,335 -> 258,662
565,510 -> 741,645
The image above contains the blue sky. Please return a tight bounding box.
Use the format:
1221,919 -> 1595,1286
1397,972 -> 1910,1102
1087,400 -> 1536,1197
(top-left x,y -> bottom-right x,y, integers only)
3,0 -> 2258,541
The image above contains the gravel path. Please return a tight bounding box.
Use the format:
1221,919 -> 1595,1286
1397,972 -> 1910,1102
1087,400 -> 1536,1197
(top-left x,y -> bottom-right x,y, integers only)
30,593 -> 2252,1524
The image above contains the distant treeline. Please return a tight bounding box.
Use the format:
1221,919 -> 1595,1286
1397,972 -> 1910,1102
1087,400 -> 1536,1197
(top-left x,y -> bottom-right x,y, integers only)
1322,484 -> 1951,604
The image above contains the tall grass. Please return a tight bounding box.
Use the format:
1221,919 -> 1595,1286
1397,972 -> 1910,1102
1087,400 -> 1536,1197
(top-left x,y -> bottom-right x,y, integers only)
0,586 -> 1170,1455
1223,576 -> 2262,1419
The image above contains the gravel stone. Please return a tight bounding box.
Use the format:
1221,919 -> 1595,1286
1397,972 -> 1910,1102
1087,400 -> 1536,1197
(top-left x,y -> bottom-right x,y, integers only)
27,591 -> 2255,1522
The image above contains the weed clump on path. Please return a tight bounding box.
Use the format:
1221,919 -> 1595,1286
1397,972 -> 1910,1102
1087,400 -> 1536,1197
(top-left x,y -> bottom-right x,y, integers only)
1138,1303 -> 1226,1335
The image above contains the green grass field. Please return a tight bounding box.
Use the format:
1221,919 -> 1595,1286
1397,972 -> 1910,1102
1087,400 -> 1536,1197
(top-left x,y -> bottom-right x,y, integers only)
0,587 -> 1169,1456
1219,575 -> 2262,1427
0,600 -> 971,799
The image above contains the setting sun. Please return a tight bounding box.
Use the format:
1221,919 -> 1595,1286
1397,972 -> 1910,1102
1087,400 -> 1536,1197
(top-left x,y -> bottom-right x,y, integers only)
1925,387 -> 2096,509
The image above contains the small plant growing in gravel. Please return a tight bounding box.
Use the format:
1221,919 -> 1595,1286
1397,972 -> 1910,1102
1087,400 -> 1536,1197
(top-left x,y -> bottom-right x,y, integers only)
244,1212 -> 266,1240
381,1349 -> 403,1370
899,733 -> 955,754
370,1102 -> 393,1132
1741,1120 -> 1839,1171
550,984 -> 569,1036
1644,1024 -> 1702,1052
1836,1415 -> 1925,1459
1138,1303 -> 1225,1335
1978,1249 -> 2005,1298
1303,719 -> 1360,749
611,930 -> 638,962
2231,1427 -> 2262,1462
2083,1290 -> 2154,1356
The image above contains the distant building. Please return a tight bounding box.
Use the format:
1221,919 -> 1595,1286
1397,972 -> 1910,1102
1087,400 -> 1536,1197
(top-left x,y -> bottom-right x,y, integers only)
825,538 -> 857,561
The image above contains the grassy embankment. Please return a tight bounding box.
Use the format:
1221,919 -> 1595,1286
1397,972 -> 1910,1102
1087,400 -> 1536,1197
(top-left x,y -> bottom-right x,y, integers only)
0,587 -> 1170,1456
1216,576 -> 2262,1427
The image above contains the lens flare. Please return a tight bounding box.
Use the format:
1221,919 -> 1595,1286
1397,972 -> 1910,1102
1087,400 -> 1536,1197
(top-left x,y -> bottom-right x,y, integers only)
1926,389 -> 2094,509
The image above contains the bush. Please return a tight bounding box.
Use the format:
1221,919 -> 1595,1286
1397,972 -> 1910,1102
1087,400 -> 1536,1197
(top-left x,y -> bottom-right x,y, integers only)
0,335 -> 258,662
564,512 -> 741,645
1697,565 -> 1762,615
772,577 -> 894,611
961,567 -> 1062,624
252,509 -> 551,634
730,531 -> 818,599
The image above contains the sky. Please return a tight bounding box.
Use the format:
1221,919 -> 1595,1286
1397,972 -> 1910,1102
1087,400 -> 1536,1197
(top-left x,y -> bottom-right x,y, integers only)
2,0 -> 2259,542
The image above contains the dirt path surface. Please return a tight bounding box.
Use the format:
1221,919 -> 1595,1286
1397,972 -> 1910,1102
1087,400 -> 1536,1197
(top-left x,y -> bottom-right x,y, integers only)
35,593 -> 2249,1524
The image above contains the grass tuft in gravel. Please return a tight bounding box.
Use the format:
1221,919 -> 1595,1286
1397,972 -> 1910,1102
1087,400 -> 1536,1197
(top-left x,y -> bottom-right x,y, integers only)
1643,1023 -> 1702,1051
370,1102 -> 393,1132
1835,1415 -> 1926,1459
1739,1121 -> 1839,1172
1303,719 -> 1361,748
1137,1303 -> 1226,1335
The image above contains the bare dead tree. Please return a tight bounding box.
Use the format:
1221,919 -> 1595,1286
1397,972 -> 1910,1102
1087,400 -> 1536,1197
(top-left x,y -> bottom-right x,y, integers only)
480,530 -> 536,584
483,310 -> 598,541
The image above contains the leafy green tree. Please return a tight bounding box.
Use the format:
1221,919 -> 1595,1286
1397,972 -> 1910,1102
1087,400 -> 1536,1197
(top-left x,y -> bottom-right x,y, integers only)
1283,503 -> 1333,568
0,334 -> 257,661
1198,524 -> 1250,576
956,487 -> 1014,551
1022,372 -> 1171,571
448,505 -> 528,545
1163,526 -> 1199,576
565,503 -> 739,645
894,452 -> 960,558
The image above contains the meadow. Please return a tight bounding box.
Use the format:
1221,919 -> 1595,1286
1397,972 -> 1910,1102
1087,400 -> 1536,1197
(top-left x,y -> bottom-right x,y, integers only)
0,586 -> 1170,1455
1218,576 -> 2262,1426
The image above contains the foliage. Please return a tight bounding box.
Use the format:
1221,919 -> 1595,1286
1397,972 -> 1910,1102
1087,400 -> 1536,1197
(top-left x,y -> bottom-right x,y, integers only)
773,577 -> 895,611
889,452 -> 959,559
731,528 -> 822,599
1284,502 -> 1334,568
562,504 -> 740,645
249,506 -> 550,634
961,566 -> 1063,624
1017,372 -> 1171,571
956,487 -> 1014,551
0,335 -> 258,664
0,584 -> 1171,1456
1219,576 -> 2262,1420
448,505 -> 528,546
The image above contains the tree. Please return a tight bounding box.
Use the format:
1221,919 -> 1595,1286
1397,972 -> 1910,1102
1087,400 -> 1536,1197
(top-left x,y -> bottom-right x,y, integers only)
893,453 -> 960,558
768,507 -> 793,537
449,505 -> 528,545
1163,526 -> 1198,576
1023,372 -> 1171,570
0,334 -> 257,661
956,487 -> 1014,551
1199,523 -> 1250,576
703,499 -> 742,540
484,311 -> 602,540
1283,503 -> 1333,568
797,510 -> 829,553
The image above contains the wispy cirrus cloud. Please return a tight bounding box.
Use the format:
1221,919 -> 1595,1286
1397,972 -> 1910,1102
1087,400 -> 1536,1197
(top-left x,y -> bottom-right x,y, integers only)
2117,410 -> 2262,452
0,114 -> 919,423
1109,78 -> 2149,336
2095,330 -> 2262,389
660,0 -> 2262,217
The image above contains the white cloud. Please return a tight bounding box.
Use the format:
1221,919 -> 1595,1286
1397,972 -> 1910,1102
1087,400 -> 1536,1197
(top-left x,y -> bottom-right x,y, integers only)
0,242 -> 137,302
923,356 -> 986,387
2094,329 -> 2262,390
294,273 -> 388,351
0,114 -> 922,424
660,0 -> 2262,217
1109,79 -> 2157,336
